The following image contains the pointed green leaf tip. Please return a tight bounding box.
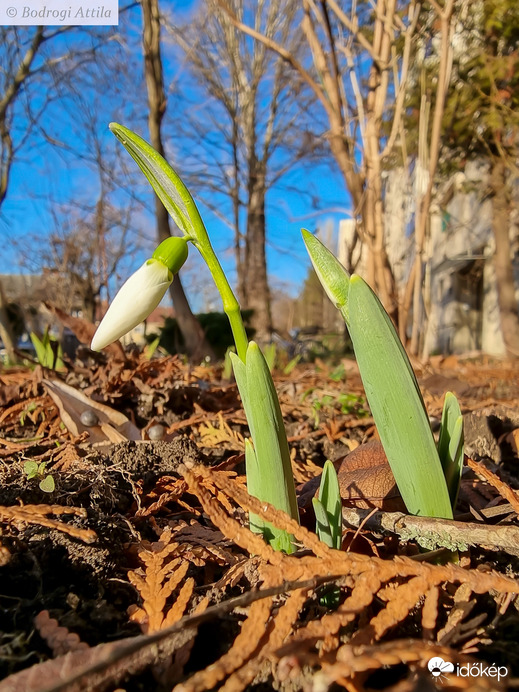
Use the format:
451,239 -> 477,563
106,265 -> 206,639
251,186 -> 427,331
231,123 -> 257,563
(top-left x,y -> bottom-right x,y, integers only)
109,122 -> 204,245
301,229 -> 350,310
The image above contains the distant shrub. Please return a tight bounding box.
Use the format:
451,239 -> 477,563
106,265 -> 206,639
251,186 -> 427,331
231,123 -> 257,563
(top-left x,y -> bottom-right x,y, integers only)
147,310 -> 255,358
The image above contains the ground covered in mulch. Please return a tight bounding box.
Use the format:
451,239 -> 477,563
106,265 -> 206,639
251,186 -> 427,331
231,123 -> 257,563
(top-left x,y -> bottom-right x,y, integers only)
1,350 -> 519,691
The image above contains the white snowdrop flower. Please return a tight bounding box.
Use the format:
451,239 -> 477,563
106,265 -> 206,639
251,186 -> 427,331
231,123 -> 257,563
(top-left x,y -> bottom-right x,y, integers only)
91,236 -> 189,351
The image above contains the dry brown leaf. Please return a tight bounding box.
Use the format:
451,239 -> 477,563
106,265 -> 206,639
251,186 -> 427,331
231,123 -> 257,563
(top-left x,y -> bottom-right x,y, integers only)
336,440 -> 407,511
42,378 -> 140,443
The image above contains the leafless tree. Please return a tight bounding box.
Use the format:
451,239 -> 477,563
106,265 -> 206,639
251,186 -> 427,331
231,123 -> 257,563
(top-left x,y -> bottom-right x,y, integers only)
0,25 -> 123,359
219,0 -> 455,337
166,0 -> 323,343
141,0 -> 215,359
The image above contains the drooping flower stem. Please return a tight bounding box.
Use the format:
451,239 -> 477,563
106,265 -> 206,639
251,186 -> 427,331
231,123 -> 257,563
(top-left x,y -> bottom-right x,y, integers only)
109,123 -> 248,362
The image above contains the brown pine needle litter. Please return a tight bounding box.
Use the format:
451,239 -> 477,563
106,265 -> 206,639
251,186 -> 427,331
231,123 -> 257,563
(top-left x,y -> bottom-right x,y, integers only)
1,356 -> 519,690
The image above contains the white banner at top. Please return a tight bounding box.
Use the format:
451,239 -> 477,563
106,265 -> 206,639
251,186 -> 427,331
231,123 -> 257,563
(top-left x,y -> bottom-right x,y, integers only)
1,0 -> 119,25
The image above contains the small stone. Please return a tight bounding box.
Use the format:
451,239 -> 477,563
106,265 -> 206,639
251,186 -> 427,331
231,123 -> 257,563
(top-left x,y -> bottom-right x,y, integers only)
429,416 -> 441,432
148,424 -> 165,440
80,410 -> 99,427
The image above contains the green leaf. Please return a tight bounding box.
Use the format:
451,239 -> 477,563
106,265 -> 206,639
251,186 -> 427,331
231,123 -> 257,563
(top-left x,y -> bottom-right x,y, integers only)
263,343 -> 276,372
312,497 -> 335,548
109,123 -> 197,239
346,276 -> 452,518
30,329 -> 65,370
30,332 -> 48,367
39,475 -> 55,493
283,354 -> 300,375
438,392 -> 464,507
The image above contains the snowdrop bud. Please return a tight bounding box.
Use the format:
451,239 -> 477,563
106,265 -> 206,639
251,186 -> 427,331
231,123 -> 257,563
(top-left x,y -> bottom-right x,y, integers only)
91,259 -> 173,351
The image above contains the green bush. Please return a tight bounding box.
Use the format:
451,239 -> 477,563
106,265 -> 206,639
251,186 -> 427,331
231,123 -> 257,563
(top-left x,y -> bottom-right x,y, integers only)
147,309 -> 255,359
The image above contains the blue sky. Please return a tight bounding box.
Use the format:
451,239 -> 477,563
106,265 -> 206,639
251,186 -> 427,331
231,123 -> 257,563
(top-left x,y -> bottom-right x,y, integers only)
0,3 -> 351,311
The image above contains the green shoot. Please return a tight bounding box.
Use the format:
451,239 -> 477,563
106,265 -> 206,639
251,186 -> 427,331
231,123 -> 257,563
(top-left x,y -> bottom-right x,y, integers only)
30,328 -> 65,371
263,342 -> 276,372
23,461 -> 55,493
312,460 -> 342,550
302,229 -> 459,520
438,392 -> 464,507
282,354 -> 301,375
222,346 -> 235,381
313,460 -> 342,607
231,344 -> 299,552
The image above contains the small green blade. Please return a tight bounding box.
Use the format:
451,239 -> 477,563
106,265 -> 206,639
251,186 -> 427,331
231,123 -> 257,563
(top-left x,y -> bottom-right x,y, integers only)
438,392 -> 464,507
316,460 -> 342,549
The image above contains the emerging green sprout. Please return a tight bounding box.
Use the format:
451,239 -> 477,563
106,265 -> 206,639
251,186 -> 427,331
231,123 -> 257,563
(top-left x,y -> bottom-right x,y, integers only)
312,460 -> 342,550
302,229 -> 463,520
92,124 -> 299,551
23,460 -> 55,493
313,459 -> 342,605
30,328 -> 65,371
91,237 -> 189,351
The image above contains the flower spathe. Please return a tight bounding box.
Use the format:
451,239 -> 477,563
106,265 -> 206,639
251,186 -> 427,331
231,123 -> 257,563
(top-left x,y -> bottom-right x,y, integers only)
91,258 -> 172,351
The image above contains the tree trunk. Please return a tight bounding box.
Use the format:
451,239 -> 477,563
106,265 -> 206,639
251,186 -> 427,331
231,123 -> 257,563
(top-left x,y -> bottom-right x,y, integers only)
490,157 -> 519,358
0,279 -> 16,362
141,0 -> 215,360
244,161 -> 272,343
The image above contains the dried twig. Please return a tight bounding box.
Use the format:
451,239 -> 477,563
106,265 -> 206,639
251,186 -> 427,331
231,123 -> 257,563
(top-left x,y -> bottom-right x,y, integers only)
0,504 -> 97,543
342,506 -> 519,555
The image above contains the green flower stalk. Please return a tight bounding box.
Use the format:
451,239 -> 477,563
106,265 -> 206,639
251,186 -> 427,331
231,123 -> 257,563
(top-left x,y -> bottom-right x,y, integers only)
94,123 -> 300,551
